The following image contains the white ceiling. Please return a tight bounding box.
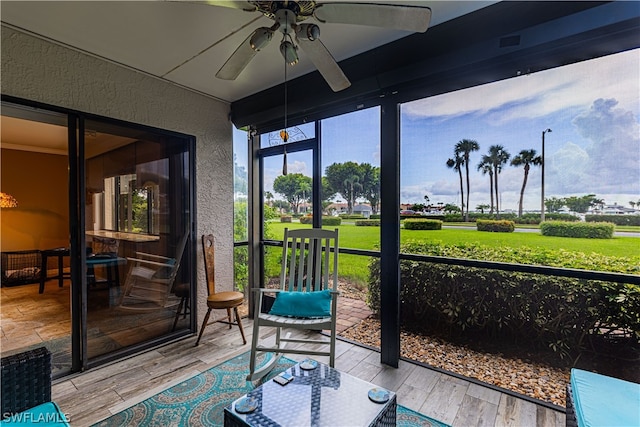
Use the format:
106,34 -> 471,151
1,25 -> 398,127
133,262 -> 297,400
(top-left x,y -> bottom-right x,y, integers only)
0,1 -> 496,104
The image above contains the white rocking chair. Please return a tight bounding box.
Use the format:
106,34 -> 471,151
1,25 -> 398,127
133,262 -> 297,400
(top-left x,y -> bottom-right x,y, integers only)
247,228 -> 339,381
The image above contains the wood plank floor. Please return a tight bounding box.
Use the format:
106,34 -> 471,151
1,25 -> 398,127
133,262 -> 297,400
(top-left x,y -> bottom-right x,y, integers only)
52,320 -> 566,427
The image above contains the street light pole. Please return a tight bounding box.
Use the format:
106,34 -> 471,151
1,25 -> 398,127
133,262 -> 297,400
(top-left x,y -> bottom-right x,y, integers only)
541,128 -> 552,222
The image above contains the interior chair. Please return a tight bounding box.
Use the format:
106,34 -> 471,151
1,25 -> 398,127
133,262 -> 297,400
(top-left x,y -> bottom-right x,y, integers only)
247,227 -> 339,381
117,231 -> 189,312
195,234 -> 246,346
87,236 -> 121,290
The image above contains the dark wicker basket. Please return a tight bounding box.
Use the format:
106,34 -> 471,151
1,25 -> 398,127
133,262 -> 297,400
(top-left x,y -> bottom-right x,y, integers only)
1,250 -> 42,286
1,346 -> 52,418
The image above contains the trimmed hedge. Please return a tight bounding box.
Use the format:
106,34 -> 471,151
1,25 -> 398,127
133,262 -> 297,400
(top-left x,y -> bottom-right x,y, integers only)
280,215 -> 292,223
299,215 -> 342,226
367,241 -> 640,359
442,212 -> 580,224
404,219 -> 442,230
339,214 -> 365,219
476,219 -> 515,232
586,214 -> 640,226
540,221 -> 614,239
355,219 -> 380,227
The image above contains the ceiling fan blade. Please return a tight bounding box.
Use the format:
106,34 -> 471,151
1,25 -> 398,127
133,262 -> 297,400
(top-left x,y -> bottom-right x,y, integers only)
296,36 -> 351,92
216,33 -> 258,80
314,2 -> 431,33
201,1 -> 257,12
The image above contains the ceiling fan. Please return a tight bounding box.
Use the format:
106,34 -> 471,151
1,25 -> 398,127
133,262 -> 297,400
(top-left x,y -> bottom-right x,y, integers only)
208,1 -> 432,92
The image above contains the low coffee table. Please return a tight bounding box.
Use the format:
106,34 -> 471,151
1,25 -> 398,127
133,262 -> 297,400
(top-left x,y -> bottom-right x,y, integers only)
224,360 -> 396,427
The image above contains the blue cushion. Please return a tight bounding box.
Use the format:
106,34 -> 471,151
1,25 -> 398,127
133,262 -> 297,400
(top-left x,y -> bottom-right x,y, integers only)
1,402 -> 70,426
570,368 -> 640,427
269,290 -> 332,318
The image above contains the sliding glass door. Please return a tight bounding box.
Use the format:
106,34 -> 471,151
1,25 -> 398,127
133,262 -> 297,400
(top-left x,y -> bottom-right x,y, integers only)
82,117 -> 194,365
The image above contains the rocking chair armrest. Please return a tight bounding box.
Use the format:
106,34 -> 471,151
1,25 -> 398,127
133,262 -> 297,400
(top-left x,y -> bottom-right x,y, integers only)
134,252 -> 172,262
126,257 -> 174,268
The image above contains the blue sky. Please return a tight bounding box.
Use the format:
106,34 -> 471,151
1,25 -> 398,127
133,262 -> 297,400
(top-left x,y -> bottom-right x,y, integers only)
236,48 -> 639,211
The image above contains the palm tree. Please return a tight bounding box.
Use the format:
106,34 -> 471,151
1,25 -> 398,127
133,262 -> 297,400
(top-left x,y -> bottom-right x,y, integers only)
455,139 -> 480,221
343,175 -> 362,214
265,191 -> 274,206
487,145 -> 510,218
446,155 -> 465,215
511,149 -> 542,217
477,156 -> 494,215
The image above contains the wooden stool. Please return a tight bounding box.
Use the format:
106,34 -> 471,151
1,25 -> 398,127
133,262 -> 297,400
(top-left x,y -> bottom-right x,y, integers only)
195,234 -> 246,346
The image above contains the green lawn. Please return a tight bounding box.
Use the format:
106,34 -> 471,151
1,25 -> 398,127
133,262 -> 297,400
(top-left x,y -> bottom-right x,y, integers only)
264,221 -> 639,285
268,221 -> 638,258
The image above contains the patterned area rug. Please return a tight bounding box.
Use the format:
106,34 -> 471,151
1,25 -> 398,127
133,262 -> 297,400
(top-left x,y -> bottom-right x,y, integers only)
93,352 -> 449,427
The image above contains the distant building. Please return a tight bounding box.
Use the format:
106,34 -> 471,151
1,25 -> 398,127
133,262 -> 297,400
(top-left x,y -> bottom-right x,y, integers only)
353,204 -> 372,218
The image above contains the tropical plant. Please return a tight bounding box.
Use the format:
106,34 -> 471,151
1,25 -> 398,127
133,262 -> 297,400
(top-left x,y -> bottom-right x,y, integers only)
455,139 -> 480,222
360,163 -> 381,214
477,156 -> 494,215
564,194 -> 604,213
273,173 -> 312,213
510,149 -> 542,217
446,155 -> 465,214
476,204 -> 490,214
545,197 -> 565,213
325,161 -> 364,214
487,145 -> 510,218
264,191 -> 274,205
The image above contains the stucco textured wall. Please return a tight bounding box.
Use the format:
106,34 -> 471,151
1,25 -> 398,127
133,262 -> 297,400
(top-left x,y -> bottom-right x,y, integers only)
1,26 -> 234,331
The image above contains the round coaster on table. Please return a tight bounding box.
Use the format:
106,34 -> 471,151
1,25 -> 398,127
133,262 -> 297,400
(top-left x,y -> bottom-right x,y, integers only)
299,359 -> 318,370
235,396 -> 259,414
368,387 -> 390,403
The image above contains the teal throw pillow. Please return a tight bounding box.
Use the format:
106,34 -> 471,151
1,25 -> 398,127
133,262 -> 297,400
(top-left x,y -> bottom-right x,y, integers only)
269,290 -> 332,318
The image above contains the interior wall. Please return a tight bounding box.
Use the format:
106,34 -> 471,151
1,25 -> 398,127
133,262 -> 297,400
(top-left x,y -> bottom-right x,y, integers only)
1,26 -> 234,325
0,149 -> 69,251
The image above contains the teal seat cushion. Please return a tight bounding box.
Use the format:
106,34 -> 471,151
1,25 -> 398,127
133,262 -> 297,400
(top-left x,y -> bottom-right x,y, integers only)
570,368 -> 640,427
1,402 -> 70,426
269,290 -> 332,318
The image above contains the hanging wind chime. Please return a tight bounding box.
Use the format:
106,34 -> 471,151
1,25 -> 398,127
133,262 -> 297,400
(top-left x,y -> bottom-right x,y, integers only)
281,62 -> 289,175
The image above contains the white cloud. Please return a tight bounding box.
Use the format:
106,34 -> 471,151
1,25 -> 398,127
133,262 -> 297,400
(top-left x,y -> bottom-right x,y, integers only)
403,49 -> 639,122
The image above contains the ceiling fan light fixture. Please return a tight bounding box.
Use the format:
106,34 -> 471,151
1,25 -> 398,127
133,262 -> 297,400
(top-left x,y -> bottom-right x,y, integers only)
249,27 -> 273,51
296,23 -> 320,41
280,40 -> 299,66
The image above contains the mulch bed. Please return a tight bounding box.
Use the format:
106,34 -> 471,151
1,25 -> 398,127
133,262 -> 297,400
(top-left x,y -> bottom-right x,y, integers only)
341,314 -> 570,407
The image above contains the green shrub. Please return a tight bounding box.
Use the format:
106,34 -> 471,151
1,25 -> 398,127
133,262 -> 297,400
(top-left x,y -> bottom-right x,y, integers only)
367,241 -> 640,359
339,214 -> 364,219
355,219 -> 380,227
404,219 -> 442,230
298,215 -> 342,226
299,215 -> 313,224
280,215 -> 292,223
476,219 -> 515,232
541,221 -> 614,238
370,214 -> 381,219
322,216 -> 342,226
586,214 -> 640,226
443,214 -> 463,222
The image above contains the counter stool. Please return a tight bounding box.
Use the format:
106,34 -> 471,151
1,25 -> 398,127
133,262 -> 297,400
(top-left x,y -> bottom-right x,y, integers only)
172,283 -> 190,331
